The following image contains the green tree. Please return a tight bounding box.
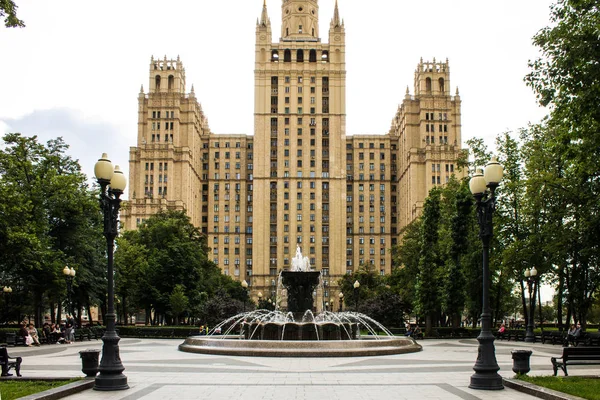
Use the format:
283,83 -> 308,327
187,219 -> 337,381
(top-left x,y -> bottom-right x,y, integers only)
114,231 -> 149,325
525,0 -> 600,327
0,134 -> 105,327
441,181 -> 472,328
169,285 -> 189,325
0,0 -> 24,27
414,187 -> 442,335
115,210 -> 245,325
338,264 -> 382,312
390,219 -> 422,312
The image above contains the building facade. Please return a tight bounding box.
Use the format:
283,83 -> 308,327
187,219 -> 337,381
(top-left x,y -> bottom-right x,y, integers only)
122,0 -> 466,305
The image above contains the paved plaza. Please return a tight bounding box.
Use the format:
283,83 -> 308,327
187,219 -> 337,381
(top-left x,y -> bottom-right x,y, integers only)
9,337 -> 599,399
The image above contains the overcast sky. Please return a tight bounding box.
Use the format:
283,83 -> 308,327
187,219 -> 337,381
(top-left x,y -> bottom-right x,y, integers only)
1,0 -> 554,182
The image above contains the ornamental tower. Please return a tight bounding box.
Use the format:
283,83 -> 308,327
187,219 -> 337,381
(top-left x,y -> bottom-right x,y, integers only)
253,0 -> 347,298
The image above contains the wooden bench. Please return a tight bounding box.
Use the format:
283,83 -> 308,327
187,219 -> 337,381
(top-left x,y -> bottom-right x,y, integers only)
581,332 -> 600,347
551,347 -> 600,376
541,331 -> 566,345
510,330 -> 526,341
0,346 -> 22,377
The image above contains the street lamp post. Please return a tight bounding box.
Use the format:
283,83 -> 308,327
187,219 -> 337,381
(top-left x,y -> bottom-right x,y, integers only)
338,292 -> 344,312
62,266 -> 76,316
2,286 -> 12,323
241,280 -> 248,312
468,157 -> 504,391
524,267 -> 538,343
353,280 -> 360,312
94,153 -> 129,391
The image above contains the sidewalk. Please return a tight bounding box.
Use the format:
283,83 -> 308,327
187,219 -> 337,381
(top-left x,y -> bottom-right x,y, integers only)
8,337 -> 598,400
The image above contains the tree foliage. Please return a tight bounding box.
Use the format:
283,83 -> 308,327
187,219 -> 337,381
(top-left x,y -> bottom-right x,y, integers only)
0,0 -> 24,27
0,133 -> 105,326
114,210 -> 245,325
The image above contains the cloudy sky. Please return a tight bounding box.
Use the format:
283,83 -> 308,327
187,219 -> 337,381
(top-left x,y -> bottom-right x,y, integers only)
1,0 -> 554,183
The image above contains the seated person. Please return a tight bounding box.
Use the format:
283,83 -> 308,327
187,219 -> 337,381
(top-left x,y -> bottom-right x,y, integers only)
413,325 -> 422,338
567,323 -> 582,346
27,324 -> 41,346
404,324 -> 414,337
498,323 -> 506,334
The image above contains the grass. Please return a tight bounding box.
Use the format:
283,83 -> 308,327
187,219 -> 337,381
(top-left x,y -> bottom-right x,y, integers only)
518,375 -> 600,400
0,379 -> 80,400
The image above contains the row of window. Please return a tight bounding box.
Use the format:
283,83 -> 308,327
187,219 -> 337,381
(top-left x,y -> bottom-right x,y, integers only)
144,186 -> 167,197
425,112 -> 449,121
151,111 -> 175,119
144,162 -> 168,171
151,122 -> 174,130
425,124 -> 449,133
431,164 -> 455,173
150,134 -> 173,143
212,142 -> 246,148
425,135 -> 449,145
144,174 -> 168,183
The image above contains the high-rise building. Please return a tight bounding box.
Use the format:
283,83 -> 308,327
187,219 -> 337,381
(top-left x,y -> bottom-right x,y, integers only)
122,0 -> 466,303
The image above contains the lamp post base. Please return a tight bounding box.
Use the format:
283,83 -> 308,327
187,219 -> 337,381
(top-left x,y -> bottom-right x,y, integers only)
469,331 -> 504,390
94,332 -> 128,391
469,372 -> 504,390
94,373 -> 129,391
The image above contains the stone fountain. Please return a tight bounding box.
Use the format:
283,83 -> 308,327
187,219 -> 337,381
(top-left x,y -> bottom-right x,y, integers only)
179,246 -> 421,357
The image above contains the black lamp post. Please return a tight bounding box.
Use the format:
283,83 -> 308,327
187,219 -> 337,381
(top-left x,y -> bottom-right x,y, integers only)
353,280 -> 360,312
94,153 -> 129,391
468,157 -> 504,391
524,267 -> 538,343
242,280 -> 249,312
338,292 -> 344,312
2,286 -> 12,323
62,266 -> 76,316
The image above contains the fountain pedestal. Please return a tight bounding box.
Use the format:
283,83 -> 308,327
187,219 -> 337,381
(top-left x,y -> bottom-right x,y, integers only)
280,271 -> 321,313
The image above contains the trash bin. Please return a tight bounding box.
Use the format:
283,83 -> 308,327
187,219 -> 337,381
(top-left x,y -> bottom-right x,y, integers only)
79,349 -> 101,377
511,350 -> 533,374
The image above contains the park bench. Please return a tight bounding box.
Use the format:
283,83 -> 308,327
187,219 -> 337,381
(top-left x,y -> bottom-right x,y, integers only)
0,346 -> 22,377
551,347 -> 600,376
452,328 -> 474,338
541,331 -> 566,345
508,330 -> 526,341
75,328 -> 92,342
585,332 -> 600,346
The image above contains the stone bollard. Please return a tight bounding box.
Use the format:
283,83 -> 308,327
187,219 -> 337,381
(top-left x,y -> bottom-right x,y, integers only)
511,350 -> 533,375
79,349 -> 101,377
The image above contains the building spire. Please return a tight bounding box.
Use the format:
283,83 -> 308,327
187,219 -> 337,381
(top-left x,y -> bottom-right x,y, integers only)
260,0 -> 270,27
332,0 -> 341,27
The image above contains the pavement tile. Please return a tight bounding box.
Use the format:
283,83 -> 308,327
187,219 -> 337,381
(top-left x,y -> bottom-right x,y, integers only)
9,338 -> 600,399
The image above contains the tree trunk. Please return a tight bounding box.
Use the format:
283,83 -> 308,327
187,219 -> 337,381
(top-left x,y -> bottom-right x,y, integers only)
34,290 -> 43,328
56,301 -> 62,325
425,313 -> 433,337
520,280 -> 528,328
537,280 -> 543,332
122,296 -> 128,326
557,265 -> 564,331
86,303 -> 93,326
49,302 -> 56,324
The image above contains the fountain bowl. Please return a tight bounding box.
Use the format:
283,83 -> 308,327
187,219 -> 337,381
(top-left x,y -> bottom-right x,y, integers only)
179,335 -> 421,357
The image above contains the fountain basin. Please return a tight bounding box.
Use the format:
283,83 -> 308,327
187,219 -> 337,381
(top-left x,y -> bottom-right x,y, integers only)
179,335 -> 421,357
